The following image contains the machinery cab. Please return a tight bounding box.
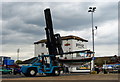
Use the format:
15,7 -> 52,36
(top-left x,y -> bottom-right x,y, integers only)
21,55 -> 62,77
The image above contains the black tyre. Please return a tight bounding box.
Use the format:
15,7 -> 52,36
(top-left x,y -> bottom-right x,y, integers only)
13,71 -> 17,75
53,69 -> 60,76
45,73 -> 52,76
24,68 -> 37,77
23,73 -> 28,77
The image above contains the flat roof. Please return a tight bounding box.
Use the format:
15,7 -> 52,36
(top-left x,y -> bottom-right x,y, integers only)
34,35 -> 88,44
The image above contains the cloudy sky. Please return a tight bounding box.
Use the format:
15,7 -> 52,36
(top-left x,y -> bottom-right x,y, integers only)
1,1 -> 119,61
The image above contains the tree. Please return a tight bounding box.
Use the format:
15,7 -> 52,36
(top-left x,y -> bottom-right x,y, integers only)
111,55 -> 118,63
15,60 -> 23,64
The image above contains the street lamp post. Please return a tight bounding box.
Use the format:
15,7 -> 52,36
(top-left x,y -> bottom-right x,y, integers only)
88,7 -> 96,71
17,48 -> 20,60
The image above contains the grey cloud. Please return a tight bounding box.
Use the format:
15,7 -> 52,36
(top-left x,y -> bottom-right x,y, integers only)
2,2 -> 118,44
2,2 -> 45,26
47,2 -> 117,31
2,2 -> 118,31
94,3 -> 118,26
2,2 -> 118,45
2,31 -> 45,45
3,16 -> 45,35
2,16 -> 45,45
1,2 -> 93,31
95,37 -> 118,45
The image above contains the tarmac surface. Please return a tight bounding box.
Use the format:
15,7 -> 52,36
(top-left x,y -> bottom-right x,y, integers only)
1,73 -> 119,80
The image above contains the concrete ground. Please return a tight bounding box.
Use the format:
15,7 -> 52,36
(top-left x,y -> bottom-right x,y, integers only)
1,73 -> 119,80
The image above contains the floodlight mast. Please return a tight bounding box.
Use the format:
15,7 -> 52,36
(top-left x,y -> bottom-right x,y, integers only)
88,6 -> 96,71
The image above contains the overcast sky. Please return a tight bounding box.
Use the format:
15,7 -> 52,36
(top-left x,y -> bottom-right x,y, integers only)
1,1 -> 119,61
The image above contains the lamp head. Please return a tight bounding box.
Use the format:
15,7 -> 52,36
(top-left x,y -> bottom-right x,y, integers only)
93,7 -> 96,11
95,26 -> 97,29
89,7 -> 92,9
88,10 -> 92,12
93,7 -> 96,9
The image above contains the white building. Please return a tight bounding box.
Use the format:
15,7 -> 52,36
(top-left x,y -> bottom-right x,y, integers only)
34,35 -> 88,57
34,35 -> 93,73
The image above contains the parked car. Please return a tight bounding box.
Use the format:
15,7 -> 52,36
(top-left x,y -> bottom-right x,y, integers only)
13,67 -> 21,75
0,67 -> 12,74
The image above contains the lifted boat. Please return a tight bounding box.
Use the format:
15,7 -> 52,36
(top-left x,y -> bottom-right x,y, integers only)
59,50 -> 94,67
59,57 -> 92,66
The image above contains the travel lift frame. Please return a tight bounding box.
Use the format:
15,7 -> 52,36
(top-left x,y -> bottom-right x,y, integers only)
20,8 -> 94,77
20,8 -> 64,77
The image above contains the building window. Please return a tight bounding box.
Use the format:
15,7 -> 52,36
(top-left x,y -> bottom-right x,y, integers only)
76,53 -> 81,57
41,53 -> 44,55
41,43 -> 44,47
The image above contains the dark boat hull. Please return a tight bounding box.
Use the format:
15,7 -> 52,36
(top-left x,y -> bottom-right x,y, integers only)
59,57 -> 92,66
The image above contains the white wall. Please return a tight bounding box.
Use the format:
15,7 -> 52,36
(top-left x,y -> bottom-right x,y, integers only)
34,43 -> 48,57
62,40 -> 73,52
70,67 -> 90,73
34,39 -> 88,57
72,40 -> 87,51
